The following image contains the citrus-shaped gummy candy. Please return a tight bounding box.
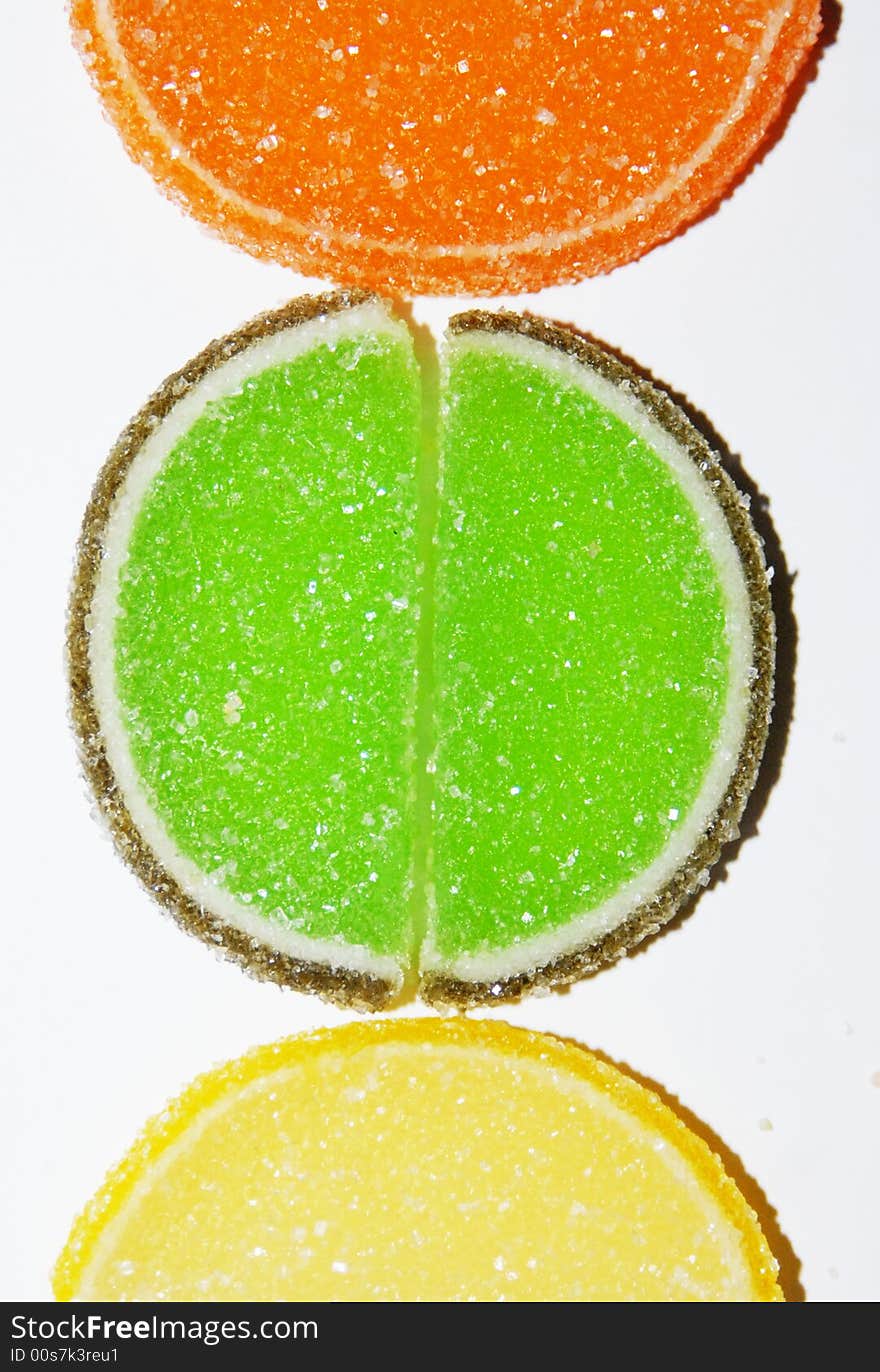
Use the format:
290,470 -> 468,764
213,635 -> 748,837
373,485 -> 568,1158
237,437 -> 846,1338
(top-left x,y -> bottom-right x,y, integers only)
69,293 -> 773,1006
54,1018 -> 783,1301
71,1 -> 821,294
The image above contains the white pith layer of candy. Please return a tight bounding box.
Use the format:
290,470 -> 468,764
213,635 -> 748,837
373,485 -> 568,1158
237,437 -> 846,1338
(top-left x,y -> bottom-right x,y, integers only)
94,0 -> 790,264
420,329 -> 757,986
89,301 -> 410,990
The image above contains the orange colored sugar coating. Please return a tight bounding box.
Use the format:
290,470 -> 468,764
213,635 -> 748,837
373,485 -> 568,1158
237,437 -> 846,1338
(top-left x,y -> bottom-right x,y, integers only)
72,2 -> 821,294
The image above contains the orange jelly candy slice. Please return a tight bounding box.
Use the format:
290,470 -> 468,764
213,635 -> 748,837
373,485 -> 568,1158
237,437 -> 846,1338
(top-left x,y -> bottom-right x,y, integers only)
72,2 -> 821,295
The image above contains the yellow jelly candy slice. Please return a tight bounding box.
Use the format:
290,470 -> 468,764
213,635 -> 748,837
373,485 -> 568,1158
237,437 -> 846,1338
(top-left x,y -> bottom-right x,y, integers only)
55,1019 -> 782,1302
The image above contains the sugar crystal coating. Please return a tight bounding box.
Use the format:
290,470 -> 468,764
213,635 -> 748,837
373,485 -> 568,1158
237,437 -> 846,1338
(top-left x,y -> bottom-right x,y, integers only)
113,324 -> 420,964
432,338 -> 732,964
70,295 -> 773,1007
54,1019 -> 783,1302
71,1 -> 821,294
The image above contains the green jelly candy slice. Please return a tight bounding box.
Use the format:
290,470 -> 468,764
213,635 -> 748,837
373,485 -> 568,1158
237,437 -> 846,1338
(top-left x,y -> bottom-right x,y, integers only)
77,295 -> 422,1008
70,296 -> 773,1009
423,317 -> 766,1001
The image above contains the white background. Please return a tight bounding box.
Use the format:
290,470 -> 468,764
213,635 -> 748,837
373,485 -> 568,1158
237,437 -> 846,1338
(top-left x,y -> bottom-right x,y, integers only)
2,3 -> 877,1303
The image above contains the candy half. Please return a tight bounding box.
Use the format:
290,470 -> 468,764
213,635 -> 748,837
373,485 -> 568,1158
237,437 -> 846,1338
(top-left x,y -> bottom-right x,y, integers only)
69,294 -> 774,1006
54,1019 -> 783,1302
71,1 -> 821,295
425,312 -> 773,1003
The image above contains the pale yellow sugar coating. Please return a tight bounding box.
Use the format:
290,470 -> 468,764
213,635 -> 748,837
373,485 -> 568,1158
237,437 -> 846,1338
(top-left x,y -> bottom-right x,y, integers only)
55,1020 -> 782,1302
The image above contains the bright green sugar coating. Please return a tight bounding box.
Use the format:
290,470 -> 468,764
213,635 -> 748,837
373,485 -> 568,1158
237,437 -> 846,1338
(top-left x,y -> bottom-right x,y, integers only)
431,344 -> 731,959
116,332 -> 421,957
114,324 -> 736,970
